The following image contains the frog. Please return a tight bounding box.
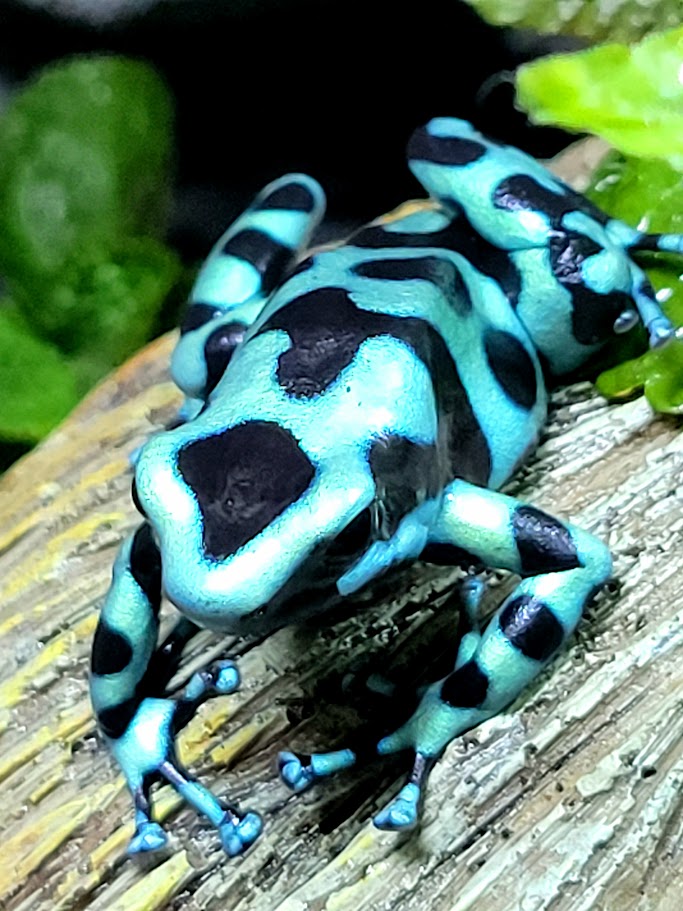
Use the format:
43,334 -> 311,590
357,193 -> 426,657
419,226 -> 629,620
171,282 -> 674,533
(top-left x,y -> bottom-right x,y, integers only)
90,117 -> 680,857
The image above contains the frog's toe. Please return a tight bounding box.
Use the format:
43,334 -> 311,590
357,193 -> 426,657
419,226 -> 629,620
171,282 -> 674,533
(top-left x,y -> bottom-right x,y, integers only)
278,751 -> 316,792
373,783 -> 421,831
278,748 -> 357,793
183,660 -> 240,704
212,660 -> 240,695
128,821 -> 168,854
219,809 -> 263,857
648,315 -> 675,348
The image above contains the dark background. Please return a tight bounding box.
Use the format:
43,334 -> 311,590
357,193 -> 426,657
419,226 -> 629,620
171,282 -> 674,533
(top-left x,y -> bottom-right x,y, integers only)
0,0 -> 581,257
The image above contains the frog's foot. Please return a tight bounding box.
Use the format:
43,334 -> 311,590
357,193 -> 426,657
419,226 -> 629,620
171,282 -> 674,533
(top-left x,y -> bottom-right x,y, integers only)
626,267 -> 675,348
373,752 -> 435,831
113,661 -> 261,857
278,748 -> 358,793
129,819 -> 168,854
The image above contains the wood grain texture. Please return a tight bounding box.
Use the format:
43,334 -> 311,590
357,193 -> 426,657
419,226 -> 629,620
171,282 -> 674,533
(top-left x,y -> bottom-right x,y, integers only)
2,148 -> 683,910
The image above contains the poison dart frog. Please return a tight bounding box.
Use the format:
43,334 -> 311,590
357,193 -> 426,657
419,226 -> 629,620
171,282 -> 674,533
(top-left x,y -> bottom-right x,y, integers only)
90,118 -> 680,857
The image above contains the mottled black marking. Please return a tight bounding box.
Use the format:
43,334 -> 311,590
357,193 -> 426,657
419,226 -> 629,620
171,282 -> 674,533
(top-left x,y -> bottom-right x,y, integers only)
352,255 -> 472,315
91,622 -> 133,676
493,174 -> 610,227
178,421 -> 315,560
369,436 -> 440,539
549,233 -> 632,345
256,287 -> 491,485
408,126 -> 486,166
180,302 -> 220,335
440,659 -> 488,708
203,321 -> 247,394
499,594 -> 564,662
350,211 -> 522,307
222,229 -> 291,294
630,234 -> 660,253
130,524 -> 161,612
484,328 -> 537,410
97,696 -> 139,740
259,182 -> 317,212
512,506 -> 581,576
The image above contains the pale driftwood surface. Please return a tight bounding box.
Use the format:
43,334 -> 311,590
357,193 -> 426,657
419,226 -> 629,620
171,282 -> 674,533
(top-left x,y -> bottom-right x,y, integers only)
2,145 -> 683,909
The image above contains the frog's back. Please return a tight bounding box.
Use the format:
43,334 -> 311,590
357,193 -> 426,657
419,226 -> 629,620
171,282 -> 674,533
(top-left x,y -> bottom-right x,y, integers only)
250,203 -> 547,494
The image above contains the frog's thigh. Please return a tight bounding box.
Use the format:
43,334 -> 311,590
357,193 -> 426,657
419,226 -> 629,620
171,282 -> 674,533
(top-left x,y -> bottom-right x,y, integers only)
381,480 -> 613,759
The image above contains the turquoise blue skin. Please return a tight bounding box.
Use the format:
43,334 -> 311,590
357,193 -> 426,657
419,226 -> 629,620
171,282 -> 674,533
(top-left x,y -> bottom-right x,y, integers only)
90,118 -> 679,855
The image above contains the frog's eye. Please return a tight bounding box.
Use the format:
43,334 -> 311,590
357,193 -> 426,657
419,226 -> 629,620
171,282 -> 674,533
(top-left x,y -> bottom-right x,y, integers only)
327,508 -> 374,560
178,421 -> 314,561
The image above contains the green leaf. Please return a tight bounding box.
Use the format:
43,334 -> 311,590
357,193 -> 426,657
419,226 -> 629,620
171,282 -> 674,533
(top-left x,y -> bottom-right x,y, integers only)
0,311 -> 79,443
517,26 -> 683,168
587,153 -> 683,413
462,0 -> 681,43
0,55 -> 175,343
53,237 -> 183,387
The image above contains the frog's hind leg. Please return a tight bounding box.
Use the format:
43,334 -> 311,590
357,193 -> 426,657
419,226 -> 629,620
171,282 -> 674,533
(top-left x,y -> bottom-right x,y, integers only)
90,523 -> 261,856
171,173 -> 326,413
372,480 -> 612,830
405,117 -> 676,373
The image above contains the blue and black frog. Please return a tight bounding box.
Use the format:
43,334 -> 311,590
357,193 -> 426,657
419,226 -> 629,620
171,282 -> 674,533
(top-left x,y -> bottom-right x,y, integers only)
90,118 -> 680,857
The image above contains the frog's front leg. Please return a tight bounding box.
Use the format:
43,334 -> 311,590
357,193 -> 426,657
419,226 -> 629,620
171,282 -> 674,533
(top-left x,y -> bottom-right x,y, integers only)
373,481 -> 612,829
280,483 -> 611,832
90,523 -> 261,856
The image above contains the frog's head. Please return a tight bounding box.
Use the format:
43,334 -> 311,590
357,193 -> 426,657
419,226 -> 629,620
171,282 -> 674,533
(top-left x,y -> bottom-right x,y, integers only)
134,419 -> 376,633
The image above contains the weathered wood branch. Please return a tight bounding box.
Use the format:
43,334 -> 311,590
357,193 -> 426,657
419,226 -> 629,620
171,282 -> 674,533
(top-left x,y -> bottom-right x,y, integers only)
1,143 -> 683,911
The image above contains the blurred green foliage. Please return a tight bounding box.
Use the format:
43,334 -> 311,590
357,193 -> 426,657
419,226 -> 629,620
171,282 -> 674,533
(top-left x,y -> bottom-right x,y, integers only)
0,55 -> 182,446
463,0 -> 681,43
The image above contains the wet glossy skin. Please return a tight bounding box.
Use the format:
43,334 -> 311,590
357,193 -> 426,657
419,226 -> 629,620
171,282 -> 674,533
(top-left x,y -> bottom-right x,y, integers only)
90,118 -> 677,855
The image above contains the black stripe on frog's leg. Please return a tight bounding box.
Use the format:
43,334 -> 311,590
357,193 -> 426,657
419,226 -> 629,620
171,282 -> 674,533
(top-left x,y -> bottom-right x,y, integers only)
498,594 -> 564,662
484,328 -> 538,410
222,229 -> 293,296
130,524 -> 162,609
257,181 -> 319,212
177,421 -> 316,560
493,174 -> 611,227
512,505 -> 582,576
407,125 -> 487,167
257,286 -> 492,486
180,303 -> 221,335
352,255 -> 473,315
91,622 -> 134,676
203,321 -> 248,395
